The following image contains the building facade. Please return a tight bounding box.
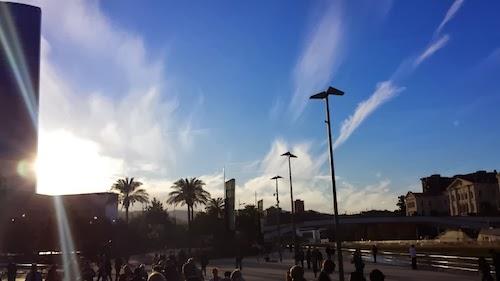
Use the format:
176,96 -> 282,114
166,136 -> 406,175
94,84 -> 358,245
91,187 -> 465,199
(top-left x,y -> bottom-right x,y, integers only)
405,192 -> 449,216
447,177 -> 499,216
295,199 -> 305,213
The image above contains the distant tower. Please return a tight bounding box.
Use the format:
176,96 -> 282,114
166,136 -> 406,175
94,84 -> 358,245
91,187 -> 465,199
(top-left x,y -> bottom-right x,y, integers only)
0,2 -> 41,193
294,199 -> 305,213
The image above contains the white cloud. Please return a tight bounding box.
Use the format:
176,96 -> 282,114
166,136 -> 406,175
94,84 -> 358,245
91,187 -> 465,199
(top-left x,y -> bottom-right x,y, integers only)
13,0 -> 204,194
435,0 -> 465,36
337,179 -> 397,213
289,2 -> 344,120
333,81 -> 405,150
414,34 -> 450,67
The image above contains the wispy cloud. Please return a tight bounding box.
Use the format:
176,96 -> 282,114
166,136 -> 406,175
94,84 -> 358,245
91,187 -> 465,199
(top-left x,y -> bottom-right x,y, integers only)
333,0 -> 463,150
435,0 -> 465,36
414,34 -> 450,67
289,2 -> 344,120
333,81 -> 405,149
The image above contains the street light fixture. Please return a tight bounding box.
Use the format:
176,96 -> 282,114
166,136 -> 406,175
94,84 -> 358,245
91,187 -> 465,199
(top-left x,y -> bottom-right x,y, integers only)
310,86 -> 345,281
271,175 -> 283,262
281,151 -> 298,262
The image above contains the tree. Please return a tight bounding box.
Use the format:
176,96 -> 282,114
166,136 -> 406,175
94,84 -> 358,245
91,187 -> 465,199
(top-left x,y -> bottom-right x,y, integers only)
206,197 -> 225,218
167,178 -> 210,250
396,195 -> 406,216
111,177 -> 149,224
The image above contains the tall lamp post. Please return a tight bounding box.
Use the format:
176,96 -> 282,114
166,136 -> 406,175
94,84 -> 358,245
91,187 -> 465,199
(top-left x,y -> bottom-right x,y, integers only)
271,175 -> 283,262
281,151 -> 298,261
310,86 -> 345,281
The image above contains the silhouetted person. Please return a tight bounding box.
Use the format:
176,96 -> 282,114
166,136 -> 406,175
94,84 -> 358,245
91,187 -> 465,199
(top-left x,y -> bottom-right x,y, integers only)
490,249 -> 500,281
352,249 -> 364,274
371,245 -> 378,263
164,257 -> 180,281
369,269 -> 384,281
288,265 -> 305,281
183,258 -> 201,281
200,252 -> 209,276
7,261 -> 17,281
81,260 -> 96,281
230,269 -> 244,281
235,253 -> 243,270
349,271 -> 366,281
325,246 -> 334,260
409,245 -> 417,270
222,271 -> 231,281
297,248 -> 305,268
318,259 -> 335,281
118,265 -> 133,281
210,268 -> 221,281
45,264 -> 61,281
312,248 -> 320,277
148,265 -> 166,281
479,257 -> 494,281
115,257 -> 124,281
178,250 -> 187,273
306,248 -> 312,269
25,264 -> 42,281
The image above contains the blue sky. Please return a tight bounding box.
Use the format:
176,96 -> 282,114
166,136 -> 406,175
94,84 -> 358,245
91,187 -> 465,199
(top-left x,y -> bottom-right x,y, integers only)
20,0 -> 500,213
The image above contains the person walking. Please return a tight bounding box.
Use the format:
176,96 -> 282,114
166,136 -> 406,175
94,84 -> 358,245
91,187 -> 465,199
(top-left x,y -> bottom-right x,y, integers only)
479,257 -> 494,281
372,245 -> 378,263
115,257 -> 124,281
287,265 -> 306,281
182,258 -> 201,281
409,245 -> 417,270
312,248 -> 319,278
318,259 -> 335,281
325,246 -> 333,260
148,265 -> 166,281
369,269 -> 385,281
210,268 -> 221,281
306,248 -> 312,270
298,248 -> 305,268
352,249 -> 365,274
24,264 -> 42,281
230,269 -> 245,281
200,252 -> 209,277
45,264 -> 61,281
7,261 -> 16,281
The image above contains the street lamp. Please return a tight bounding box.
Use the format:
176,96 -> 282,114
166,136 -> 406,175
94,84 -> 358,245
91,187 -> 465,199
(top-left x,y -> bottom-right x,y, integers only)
271,175 -> 283,262
281,151 -> 298,262
310,86 -> 345,281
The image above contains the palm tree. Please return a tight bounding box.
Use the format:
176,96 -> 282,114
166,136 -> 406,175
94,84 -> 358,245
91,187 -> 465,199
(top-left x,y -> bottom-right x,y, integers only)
167,177 -> 210,249
206,197 -> 225,218
111,177 -> 149,224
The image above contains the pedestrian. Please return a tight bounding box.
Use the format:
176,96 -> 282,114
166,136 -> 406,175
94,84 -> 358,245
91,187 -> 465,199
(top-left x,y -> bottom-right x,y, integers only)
230,269 -> 245,281
210,268 -> 221,281
349,271 -> 366,281
325,246 -> 333,260
312,248 -> 319,278
81,260 -> 96,281
97,257 -> 108,281
298,248 -> 305,268
200,252 -> 209,277
182,258 -> 201,281
288,265 -> 305,281
352,249 -> 365,275
490,249 -> 500,281
163,257 -> 180,281
105,256 -> 113,281
148,265 -> 166,281
24,264 -> 42,281
369,269 -> 385,281
7,261 -> 16,281
115,257 -> 124,281
409,245 -> 417,270
118,265 -> 133,281
222,271 -> 231,281
372,245 -> 378,263
306,248 -> 312,270
45,264 -> 61,281
479,257 -> 494,281
178,250 -> 187,273
235,253 -> 243,270
318,259 -> 335,281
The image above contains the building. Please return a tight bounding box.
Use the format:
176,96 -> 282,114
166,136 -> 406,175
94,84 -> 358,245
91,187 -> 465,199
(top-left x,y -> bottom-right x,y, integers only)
294,199 -> 304,213
447,171 -> 499,216
478,228 -> 500,242
405,170 -> 500,216
405,192 -> 449,216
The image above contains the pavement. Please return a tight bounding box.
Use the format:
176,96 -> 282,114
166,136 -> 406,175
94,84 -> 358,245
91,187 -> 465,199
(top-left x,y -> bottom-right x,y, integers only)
206,255 -> 479,281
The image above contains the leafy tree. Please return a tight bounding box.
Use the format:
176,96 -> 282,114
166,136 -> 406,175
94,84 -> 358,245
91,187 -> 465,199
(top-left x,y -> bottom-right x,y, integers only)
111,177 -> 149,224
206,197 -> 225,218
167,177 -> 210,250
396,195 -> 406,216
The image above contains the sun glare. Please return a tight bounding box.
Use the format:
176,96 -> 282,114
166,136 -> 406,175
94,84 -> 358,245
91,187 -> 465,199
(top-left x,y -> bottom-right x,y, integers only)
36,129 -> 123,195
